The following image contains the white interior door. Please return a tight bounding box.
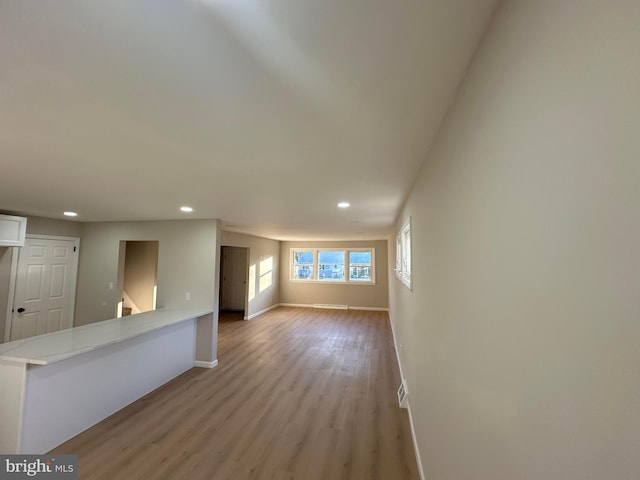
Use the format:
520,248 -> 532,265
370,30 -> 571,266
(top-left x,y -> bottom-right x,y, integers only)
221,247 -> 247,311
10,237 -> 78,341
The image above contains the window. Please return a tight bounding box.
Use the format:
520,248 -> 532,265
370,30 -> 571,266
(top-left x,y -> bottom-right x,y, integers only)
290,248 -> 375,284
292,250 -> 314,280
395,218 -> 412,289
349,251 -> 372,282
318,250 -> 345,281
395,234 -> 402,273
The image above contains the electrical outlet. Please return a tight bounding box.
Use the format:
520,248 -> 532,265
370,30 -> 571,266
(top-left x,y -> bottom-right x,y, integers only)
185,292 -> 191,301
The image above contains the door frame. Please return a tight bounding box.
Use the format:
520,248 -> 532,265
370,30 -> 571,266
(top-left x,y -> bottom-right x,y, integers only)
4,234 -> 80,342
116,240 -> 159,318
219,245 -> 250,315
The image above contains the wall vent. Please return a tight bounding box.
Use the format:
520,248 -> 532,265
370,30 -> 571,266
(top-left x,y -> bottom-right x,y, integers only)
398,382 -> 408,408
312,304 -> 349,310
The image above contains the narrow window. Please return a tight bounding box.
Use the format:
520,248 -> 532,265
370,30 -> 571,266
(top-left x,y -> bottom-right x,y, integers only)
349,251 -> 373,282
395,234 -> 402,273
396,218 -> 412,289
318,250 -> 345,281
402,223 -> 411,280
292,250 -> 314,280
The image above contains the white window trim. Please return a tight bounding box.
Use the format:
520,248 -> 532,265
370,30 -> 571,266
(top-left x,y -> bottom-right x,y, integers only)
395,217 -> 412,290
291,248 -> 316,282
290,247 -> 376,285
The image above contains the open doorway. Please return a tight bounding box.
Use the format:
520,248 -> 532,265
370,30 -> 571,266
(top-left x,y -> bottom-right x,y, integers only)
116,240 -> 159,317
219,246 -> 248,318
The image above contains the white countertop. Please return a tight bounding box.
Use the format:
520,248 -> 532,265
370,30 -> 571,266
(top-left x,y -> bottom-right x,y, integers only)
0,308 -> 213,366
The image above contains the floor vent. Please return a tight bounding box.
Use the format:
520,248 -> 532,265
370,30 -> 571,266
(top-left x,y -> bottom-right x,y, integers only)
398,382 -> 408,408
312,304 -> 349,310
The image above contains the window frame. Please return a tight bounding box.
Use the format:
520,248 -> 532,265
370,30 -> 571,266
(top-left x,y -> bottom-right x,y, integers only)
348,250 -> 374,283
291,249 -> 316,281
395,217 -> 412,290
290,247 -> 376,285
317,248 -> 347,282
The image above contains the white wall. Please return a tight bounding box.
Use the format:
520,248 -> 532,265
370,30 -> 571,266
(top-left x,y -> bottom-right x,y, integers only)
25,216 -> 83,238
76,220 -> 219,325
221,231 -> 280,318
389,1 -> 640,479
281,240 -> 388,309
0,215 -> 82,343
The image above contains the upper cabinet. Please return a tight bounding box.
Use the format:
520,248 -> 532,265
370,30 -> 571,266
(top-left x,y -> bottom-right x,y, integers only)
0,214 -> 27,247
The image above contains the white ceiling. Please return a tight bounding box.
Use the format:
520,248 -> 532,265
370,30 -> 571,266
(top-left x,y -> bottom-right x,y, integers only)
0,0 -> 497,240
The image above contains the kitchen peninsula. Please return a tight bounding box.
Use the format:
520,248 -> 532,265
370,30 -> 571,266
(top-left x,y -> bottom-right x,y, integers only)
0,308 -> 214,454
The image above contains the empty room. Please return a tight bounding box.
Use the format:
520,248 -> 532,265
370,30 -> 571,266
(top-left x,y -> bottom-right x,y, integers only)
1,1 -> 639,479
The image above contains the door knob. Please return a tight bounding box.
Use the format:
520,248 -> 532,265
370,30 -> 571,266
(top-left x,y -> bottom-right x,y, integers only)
17,307 -> 25,313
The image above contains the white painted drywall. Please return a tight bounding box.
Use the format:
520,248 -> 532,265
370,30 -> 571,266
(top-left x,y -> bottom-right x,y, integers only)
75,220 -> 219,325
221,231 -> 280,318
389,1 -> 640,478
280,240 -> 388,309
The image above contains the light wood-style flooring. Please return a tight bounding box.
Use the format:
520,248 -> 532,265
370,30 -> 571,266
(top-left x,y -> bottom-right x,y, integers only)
51,307 -> 419,480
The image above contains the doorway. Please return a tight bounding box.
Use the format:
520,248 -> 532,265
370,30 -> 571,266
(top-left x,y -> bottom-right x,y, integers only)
220,246 -> 248,316
6,235 -> 79,341
116,240 -> 159,317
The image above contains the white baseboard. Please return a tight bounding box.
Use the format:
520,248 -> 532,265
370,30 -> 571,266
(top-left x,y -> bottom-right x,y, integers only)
406,399 -> 425,480
388,311 -> 424,480
387,311 -> 407,383
194,359 -> 218,369
245,304 -> 280,320
313,303 -> 348,310
277,303 -> 388,312
348,306 -> 389,312
278,303 -> 310,309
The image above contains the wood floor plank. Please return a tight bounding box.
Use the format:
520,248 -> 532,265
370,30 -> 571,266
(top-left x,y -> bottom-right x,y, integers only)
50,307 -> 419,480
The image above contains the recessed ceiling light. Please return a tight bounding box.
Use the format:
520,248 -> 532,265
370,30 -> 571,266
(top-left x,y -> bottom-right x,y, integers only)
337,202 -> 350,209
180,206 -> 193,213
63,211 -> 78,217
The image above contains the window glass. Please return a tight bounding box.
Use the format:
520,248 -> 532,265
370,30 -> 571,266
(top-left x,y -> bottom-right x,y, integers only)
402,227 -> 411,277
349,251 -> 372,281
292,250 -> 314,280
396,218 -> 412,289
318,250 -> 345,280
290,248 -> 374,284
